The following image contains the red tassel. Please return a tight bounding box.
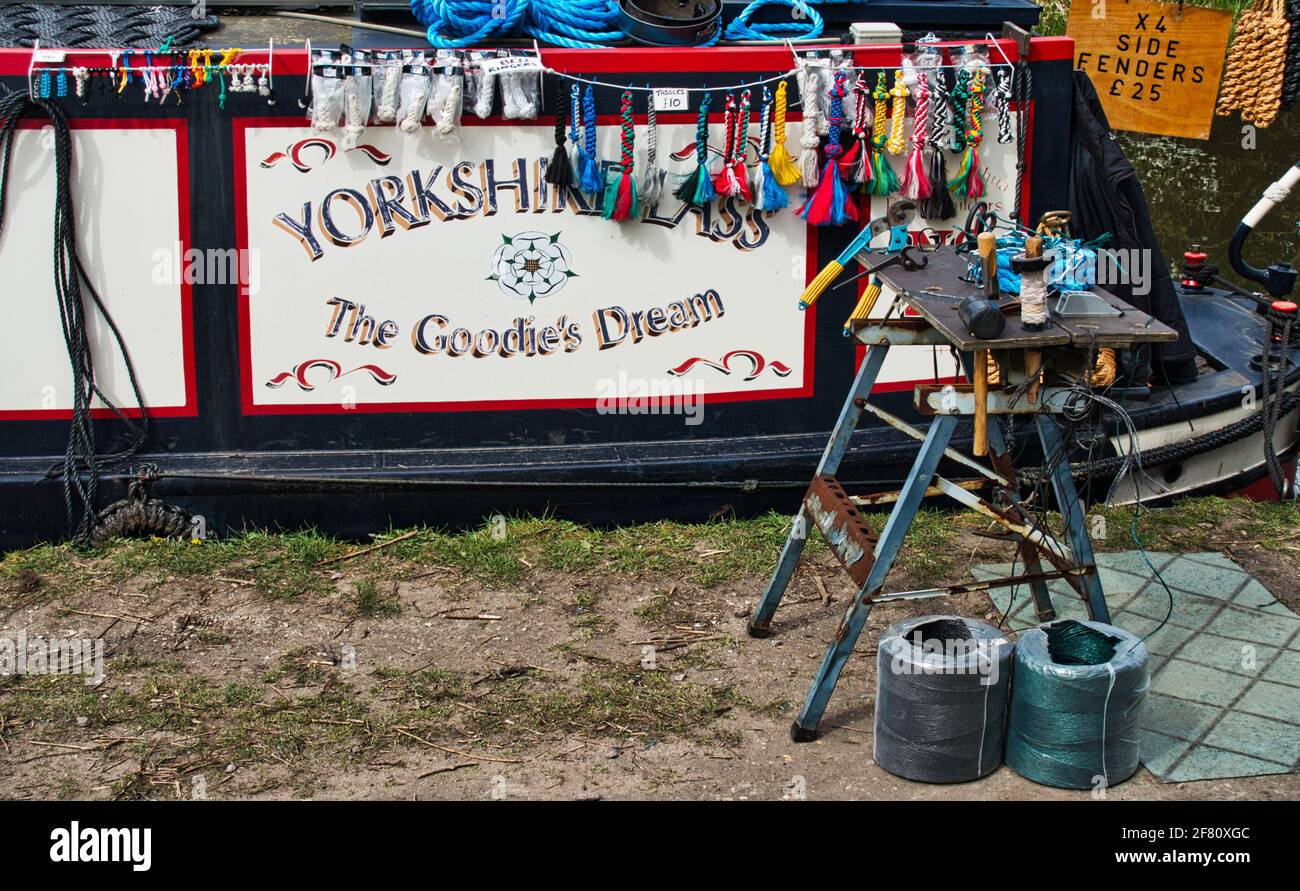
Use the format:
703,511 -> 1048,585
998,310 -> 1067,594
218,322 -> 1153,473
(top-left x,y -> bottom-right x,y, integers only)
613,171 -> 634,220
731,159 -> 751,202
901,146 -> 931,199
837,140 -> 862,179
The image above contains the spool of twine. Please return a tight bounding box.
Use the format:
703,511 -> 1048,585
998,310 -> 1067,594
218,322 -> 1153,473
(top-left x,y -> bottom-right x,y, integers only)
874,616 -> 1014,783
1005,620 -> 1150,790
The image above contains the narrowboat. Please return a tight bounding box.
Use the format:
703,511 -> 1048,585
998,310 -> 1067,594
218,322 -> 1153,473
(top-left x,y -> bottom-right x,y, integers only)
0,2 -> 1295,549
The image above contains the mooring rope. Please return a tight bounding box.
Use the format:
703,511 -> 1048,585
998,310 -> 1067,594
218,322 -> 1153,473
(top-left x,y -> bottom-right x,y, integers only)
0,91 -> 149,545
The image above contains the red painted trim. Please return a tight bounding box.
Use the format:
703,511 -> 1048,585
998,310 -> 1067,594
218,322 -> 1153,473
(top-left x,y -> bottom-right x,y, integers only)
233,116 -> 816,416
0,38 -> 1071,78
0,117 -> 196,421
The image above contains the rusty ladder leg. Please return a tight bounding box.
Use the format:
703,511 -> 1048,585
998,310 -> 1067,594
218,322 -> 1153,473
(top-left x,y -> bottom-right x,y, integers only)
985,420 -> 1057,622
747,345 -> 891,637
1037,414 -> 1111,623
790,413 -> 957,741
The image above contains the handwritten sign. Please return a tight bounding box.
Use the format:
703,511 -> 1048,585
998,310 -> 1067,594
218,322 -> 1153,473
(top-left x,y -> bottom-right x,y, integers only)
653,89 -> 688,112
1068,0 -> 1232,139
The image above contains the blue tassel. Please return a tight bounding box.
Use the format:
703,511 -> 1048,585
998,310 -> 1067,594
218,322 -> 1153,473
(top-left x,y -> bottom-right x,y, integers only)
581,155 -> 603,195
693,165 -> 716,205
759,161 -> 789,211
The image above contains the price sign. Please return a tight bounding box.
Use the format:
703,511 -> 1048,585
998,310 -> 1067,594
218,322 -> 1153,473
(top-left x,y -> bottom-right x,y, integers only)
1068,0 -> 1232,139
477,55 -> 543,75
653,88 -> 689,112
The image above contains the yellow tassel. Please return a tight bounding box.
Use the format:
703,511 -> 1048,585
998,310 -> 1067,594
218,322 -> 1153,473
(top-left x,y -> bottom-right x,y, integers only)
768,80 -> 802,186
799,260 -> 843,309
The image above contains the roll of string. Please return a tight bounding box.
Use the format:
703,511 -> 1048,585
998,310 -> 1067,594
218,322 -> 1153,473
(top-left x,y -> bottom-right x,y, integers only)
1006,620 -> 1150,790
874,616 -> 1013,783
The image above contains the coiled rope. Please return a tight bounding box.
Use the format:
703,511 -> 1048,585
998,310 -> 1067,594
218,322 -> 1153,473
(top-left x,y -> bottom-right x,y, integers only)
410,0 -> 624,49
410,0 -> 865,47
874,616 -> 1013,783
0,92 -> 149,546
1006,620 -> 1149,790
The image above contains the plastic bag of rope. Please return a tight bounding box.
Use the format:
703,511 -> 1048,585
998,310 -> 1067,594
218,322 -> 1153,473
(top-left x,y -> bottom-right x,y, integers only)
1005,619 -> 1150,790
874,616 -> 1013,783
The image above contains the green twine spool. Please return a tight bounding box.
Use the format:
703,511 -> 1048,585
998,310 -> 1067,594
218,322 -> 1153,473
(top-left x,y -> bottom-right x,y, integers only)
1006,620 -> 1150,790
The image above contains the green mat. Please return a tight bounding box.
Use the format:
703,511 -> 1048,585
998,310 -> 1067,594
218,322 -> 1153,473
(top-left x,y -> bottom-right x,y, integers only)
975,551 -> 1300,783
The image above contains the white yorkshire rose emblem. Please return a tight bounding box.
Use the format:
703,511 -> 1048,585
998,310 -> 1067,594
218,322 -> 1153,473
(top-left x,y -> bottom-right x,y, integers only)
488,231 -> 577,304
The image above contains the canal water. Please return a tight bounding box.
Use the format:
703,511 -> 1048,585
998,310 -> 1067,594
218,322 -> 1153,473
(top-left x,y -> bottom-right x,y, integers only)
1121,111 -> 1300,286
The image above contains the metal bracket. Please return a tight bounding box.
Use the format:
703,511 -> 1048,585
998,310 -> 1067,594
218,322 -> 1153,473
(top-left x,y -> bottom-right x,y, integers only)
804,476 -> 878,586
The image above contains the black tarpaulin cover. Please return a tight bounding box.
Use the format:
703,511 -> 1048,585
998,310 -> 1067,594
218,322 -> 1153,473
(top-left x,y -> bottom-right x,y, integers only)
1067,70 -> 1199,385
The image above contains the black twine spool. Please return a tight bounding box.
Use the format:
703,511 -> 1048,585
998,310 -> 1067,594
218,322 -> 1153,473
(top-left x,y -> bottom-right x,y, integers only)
874,616 -> 1013,783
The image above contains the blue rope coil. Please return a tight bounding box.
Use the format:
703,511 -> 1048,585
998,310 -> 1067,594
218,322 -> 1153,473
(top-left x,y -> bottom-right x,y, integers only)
724,0 -> 825,41
410,0 -> 624,49
411,0 -> 853,47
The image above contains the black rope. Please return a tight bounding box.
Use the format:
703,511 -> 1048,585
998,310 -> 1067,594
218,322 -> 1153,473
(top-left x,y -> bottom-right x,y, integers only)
1283,0 -> 1300,111
1012,58 -> 1031,223
0,91 -> 149,545
1260,314 -> 1294,496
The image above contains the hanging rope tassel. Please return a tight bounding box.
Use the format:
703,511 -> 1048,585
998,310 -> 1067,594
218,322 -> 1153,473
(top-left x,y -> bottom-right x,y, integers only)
796,63 -> 824,187
767,80 -> 801,186
752,85 -> 790,212
918,65 -> 955,220
567,83 -> 584,183
993,69 -> 1013,144
674,92 -> 716,207
901,71 -> 931,201
544,83 -> 572,189
712,92 -> 751,200
1217,0 -> 1290,128
838,71 -> 870,187
948,68 -> 985,199
602,89 -> 639,221
579,84 -> 603,195
920,65 -> 956,221
885,68 -> 909,156
797,69 -> 857,227
869,71 -> 900,196
641,96 -> 665,213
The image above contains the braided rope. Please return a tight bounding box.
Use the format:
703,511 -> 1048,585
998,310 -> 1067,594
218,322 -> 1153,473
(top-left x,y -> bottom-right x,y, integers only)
928,66 -> 952,151
1217,0 -> 1289,128
602,88 -> 638,220
674,92 -> 716,207
869,71 -> 899,196
993,69 -> 1013,144
1284,0 -> 1300,109
797,63 -> 826,186
1012,61 -> 1031,221
886,68 -> 909,156
950,68 -> 970,152
767,79 -> 801,185
948,68 -> 985,199
580,84 -> 603,194
901,71 -> 930,200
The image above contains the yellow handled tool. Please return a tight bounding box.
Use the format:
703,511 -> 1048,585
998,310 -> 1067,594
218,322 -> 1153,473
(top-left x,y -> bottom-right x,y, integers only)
797,200 -> 918,310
